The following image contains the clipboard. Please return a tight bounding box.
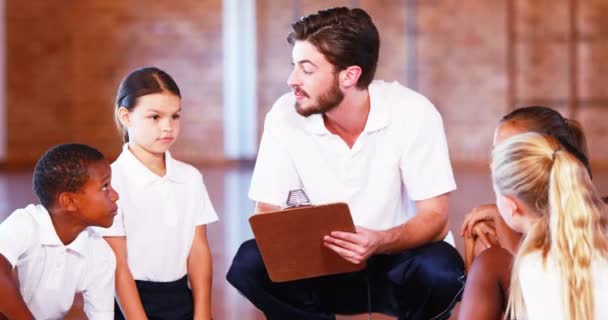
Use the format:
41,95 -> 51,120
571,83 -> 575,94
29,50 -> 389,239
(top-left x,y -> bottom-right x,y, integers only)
249,202 -> 366,282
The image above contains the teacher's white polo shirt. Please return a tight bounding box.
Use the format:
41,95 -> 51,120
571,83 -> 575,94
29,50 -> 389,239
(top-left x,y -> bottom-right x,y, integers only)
0,204 -> 116,320
250,80 -> 456,232
98,145 -> 218,282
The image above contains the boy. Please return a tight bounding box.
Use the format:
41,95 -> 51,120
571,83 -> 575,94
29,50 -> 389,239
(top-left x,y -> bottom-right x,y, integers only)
0,143 -> 118,319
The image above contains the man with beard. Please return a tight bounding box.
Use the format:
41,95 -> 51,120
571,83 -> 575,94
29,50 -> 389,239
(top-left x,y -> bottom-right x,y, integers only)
227,7 -> 464,320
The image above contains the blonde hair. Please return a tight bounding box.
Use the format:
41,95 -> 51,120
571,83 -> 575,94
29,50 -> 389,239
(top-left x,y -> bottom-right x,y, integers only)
491,132 -> 608,320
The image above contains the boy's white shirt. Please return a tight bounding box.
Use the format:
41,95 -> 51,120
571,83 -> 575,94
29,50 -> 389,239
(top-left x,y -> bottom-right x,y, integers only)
0,204 -> 116,320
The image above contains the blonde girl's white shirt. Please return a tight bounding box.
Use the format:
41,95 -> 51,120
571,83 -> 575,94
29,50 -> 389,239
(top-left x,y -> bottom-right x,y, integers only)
0,204 -> 116,320
519,251 -> 608,320
98,145 -> 218,281
250,80 -> 456,234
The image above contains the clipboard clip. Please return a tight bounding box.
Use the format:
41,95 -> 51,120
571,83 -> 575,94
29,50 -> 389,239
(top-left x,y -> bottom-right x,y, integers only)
286,189 -> 311,208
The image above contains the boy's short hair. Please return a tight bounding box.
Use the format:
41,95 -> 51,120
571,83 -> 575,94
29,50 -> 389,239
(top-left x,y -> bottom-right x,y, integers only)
33,143 -> 105,208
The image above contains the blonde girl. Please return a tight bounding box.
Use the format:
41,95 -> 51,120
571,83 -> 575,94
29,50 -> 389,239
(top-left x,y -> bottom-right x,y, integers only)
491,132 -> 608,320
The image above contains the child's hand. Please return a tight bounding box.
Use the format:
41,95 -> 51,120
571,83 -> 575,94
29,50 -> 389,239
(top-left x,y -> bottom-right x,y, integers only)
460,204 -> 500,238
470,221 -> 500,248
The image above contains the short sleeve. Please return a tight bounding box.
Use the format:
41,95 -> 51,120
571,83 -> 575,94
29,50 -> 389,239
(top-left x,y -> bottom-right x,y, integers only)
248,117 -> 302,207
81,239 -> 117,320
194,173 -> 219,226
400,101 -> 456,200
0,210 -> 36,267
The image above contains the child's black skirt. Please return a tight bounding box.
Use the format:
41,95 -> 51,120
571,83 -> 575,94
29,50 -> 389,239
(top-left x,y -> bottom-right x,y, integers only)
114,275 -> 194,320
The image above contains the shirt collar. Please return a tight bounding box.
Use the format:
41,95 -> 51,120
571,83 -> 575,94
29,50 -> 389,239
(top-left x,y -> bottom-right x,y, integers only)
303,114 -> 330,135
164,151 -> 186,183
302,82 -> 389,135
364,82 -> 389,132
118,144 -> 186,186
34,204 -> 88,256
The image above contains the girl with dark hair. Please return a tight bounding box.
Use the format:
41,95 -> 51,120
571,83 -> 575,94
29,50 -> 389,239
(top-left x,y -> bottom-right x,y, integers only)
100,67 -> 218,320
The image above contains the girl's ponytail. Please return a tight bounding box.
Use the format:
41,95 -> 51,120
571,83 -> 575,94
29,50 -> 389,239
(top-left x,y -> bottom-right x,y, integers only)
493,132 -> 608,320
547,147 -> 607,319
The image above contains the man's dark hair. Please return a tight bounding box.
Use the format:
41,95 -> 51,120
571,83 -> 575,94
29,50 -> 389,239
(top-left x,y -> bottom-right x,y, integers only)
287,7 -> 380,89
33,143 -> 105,208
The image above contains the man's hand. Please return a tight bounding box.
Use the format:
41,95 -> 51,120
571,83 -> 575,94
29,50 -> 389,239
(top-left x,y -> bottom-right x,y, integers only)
323,226 -> 384,264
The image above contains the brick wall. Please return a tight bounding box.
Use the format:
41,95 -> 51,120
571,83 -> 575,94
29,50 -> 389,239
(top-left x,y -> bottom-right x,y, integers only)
256,0 -> 608,167
6,0 -> 223,165
6,0 -> 608,166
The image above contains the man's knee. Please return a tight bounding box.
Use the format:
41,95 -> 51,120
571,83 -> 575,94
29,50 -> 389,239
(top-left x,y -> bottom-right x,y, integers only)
385,242 -> 465,319
393,242 -> 464,289
387,241 -> 465,316
226,239 -> 267,288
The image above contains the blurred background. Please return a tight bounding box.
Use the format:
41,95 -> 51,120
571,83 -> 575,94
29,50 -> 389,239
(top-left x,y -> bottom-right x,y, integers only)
1,1 -> 608,319
1,0 -> 607,166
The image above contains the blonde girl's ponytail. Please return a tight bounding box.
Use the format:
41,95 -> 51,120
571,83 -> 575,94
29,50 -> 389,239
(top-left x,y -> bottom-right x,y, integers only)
492,132 -> 608,320
547,144 -> 608,320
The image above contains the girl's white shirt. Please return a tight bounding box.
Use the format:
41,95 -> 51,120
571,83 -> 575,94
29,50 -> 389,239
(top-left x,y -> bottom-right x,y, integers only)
519,250 -> 608,320
97,144 -> 218,281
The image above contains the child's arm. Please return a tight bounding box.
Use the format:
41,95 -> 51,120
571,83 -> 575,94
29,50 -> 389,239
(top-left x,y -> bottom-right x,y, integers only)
187,225 -> 212,320
103,237 -> 148,320
0,211 -> 37,320
0,255 -> 34,319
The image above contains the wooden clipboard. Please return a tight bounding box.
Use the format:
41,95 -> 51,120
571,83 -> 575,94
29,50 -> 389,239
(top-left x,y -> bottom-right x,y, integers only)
249,202 -> 366,282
